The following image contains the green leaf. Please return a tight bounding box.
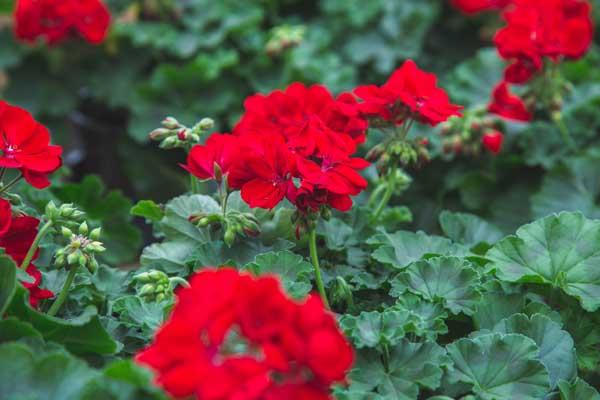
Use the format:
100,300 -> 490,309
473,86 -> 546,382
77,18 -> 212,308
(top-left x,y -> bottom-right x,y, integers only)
0,318 -> 43,343
560,303 -> 600,372
111,295 -> 170,341
490,314 -> 576,388
439,211 -> 504,248
6,286 -> 118,355
394,294 -> 449,340
349,339 -> 448,399
472,282 -> 526,330
0,254 -> 17,315
243,251 -> 312,299
390,257 -> 481,315
558,378 -> 600,400
367,230 -> 468,269
487,211 -> 600,311
131,200 -> 164,222
159,194 -> 220,242
531,152 -> 600,219
0,342 -> 99,400
446,333 -> 550,400
141,240 -> 195,275
340,309 -> 414,348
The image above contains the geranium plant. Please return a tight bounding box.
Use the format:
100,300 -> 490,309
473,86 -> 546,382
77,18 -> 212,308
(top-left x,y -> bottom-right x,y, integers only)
1,0 -> 600,399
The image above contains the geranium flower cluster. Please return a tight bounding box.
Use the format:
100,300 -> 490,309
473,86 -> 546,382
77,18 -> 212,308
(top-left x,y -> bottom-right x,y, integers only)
136,268 -> 353,400
488,0 -> 593,121
0,198 -> 53,307
14,0 -> 111,45
185,83 -> 370,213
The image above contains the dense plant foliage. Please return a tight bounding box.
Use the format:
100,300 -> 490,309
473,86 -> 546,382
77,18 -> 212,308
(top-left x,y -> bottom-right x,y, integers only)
1,0 -> 600,399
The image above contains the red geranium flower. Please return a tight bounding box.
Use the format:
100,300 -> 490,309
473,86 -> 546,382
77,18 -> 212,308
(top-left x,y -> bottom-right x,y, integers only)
182,133 -> 238,182
354,60 -> 463,126
228,135 -> 296,209
482,130 -> 505,154
136,268 -> 353,400
0,213 -> 53,307
451,0 -> 512,14
488,82 -> 532,121
0,101 -> 62,189
0,198 -> 12,236
234,83 -> 364,158
494,0 -> 593,83
14,0 -> 111,45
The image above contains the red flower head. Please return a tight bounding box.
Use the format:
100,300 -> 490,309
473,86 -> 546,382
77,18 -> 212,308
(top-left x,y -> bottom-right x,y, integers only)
234,83 -> 364,158
354,60 -> 463,126
228,135 -> 296,209
482,130 -> 505,154
488,82 -> 533,121
494,0 -> 593,83
136,268 -> 353,400
14,0 -> 111,46
451,0 -> 512,14
0,214 -> 54,307
182,133 -> 239,182
0,101 -> 62,189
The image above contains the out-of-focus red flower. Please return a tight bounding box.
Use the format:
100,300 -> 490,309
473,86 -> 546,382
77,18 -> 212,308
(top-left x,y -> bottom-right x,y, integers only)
14,0 -> 111,45
0,198 -> 12,236
451,0 -> 512,14
482,130 -> 505,154
494,0 -> 593,84
23,264 -> 54,307
0,101 -> 62,189
136,268 -> 353,400
0,213 -> 53,307
182,134 -> 238,182
228,135 -> 297,209
354,60 -> 463,126
488,82 -> 532,121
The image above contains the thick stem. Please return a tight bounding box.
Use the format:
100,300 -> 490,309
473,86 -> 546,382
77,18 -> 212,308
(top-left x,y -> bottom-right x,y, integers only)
308,228 -> 330,309
20,220 -> 53,270
367,183 -> 387,207
222,190 -> 230,217
47,266 -> 78,317
372,169 -> 397,221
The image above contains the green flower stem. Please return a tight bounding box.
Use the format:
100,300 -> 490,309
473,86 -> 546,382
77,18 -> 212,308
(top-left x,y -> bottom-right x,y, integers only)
222,190 -> 230,217
372,168 -> 397,221
190,175 -> 199,194
47,266 -> 78,317
552,112 -> 576,150
0,173 -> 23,194
308,228 -> 330,309
20,220 -> 53,270
367,183 -> 387,207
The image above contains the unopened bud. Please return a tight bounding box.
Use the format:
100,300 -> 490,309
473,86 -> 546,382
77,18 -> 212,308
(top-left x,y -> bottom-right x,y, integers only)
61,227 -> 73,239
90,227 -> 102,241
134,272 -> 151,283
224,229 -> 236,247
78,221 -> 88,235
160,136 -> 178,149
177,129 -> 189,141
87,258 -> 98,273
198,118 -> 214,131
149,128 -> 172,141
162,117 -> 180,130
139,284 -> 155,296
67,252 -> 80,266
46,201 -> 59,219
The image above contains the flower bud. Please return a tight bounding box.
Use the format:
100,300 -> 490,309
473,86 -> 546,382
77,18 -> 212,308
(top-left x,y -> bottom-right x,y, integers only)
198,118 -> 214,131
87,258 -> 98,273
78,221 -> 89,236
45,201 -> 59,219
87,241 -> 106,253
90,227 -> 102,241
224,229 -> 236,247
156,293 -> 166,302
67,252 -> 80,266
149,128 -> 172,141
61,227 -> 73,239
177,129 -> 189,141
134,272 -> 152,283
78,253 -> 88,268
149,270 -> 165,281
162,117 -> 180,130
139,283 -> 155,296
160,136 -> 179,149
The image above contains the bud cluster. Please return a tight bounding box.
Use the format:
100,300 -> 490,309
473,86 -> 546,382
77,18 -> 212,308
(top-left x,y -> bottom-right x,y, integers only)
265,25 -> 306,56
54,222 -> 105,273
133,270 -> 187,302
149,116 -> 215,150
190,210 -> 261,247
440,114 -> 505,156
369,138 -> 430,175
45,201 -> 86,227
